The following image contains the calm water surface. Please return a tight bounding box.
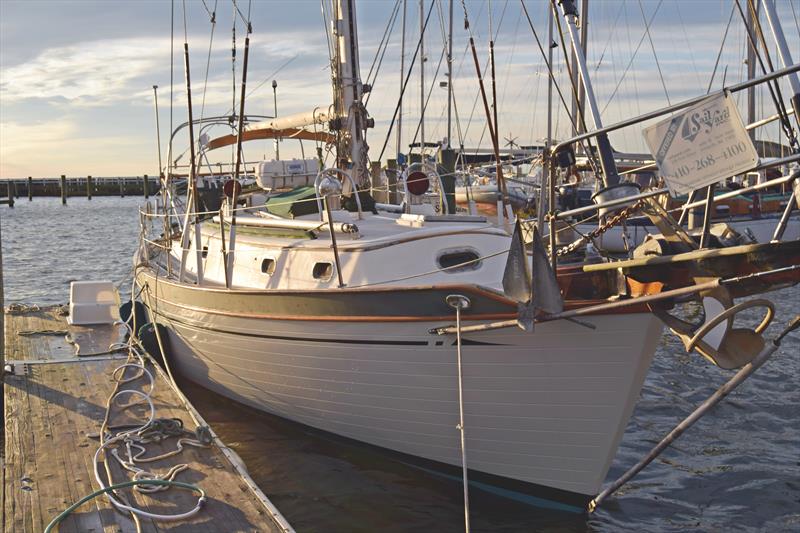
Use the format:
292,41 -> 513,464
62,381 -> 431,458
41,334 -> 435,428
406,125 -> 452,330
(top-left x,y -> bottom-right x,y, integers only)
2,197 -> 798,532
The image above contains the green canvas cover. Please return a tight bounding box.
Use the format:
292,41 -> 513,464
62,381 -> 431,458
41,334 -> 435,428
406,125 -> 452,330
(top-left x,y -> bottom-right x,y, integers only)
265,186 -> 320,218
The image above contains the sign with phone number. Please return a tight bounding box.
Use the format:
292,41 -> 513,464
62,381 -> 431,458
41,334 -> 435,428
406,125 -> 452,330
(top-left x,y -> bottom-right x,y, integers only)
643,92 -> 759,197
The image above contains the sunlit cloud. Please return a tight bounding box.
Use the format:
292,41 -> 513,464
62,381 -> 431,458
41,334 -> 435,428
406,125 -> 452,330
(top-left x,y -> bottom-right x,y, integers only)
0,37 -> 174,106
0,118 -> 153,177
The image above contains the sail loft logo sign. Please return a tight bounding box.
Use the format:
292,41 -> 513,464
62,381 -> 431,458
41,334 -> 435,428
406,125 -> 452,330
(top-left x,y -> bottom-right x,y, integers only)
643,92 -> 758,196
681,105 -> 731,142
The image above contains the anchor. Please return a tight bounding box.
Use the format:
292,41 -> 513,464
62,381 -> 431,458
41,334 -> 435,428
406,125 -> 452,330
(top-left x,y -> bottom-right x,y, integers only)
501,219 -> 563,331
650,284 -> 775,369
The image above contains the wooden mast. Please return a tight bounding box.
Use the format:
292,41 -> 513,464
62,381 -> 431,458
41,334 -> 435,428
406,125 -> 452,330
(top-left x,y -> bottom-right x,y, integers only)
179,39 -> 204,284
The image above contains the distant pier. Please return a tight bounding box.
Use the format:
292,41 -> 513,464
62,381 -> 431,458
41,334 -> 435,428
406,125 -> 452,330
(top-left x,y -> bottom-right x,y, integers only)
1,176 -> 161,207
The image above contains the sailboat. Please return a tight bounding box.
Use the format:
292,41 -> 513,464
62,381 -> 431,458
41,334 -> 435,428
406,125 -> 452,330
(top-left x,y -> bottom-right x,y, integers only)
135,0 -> 800,512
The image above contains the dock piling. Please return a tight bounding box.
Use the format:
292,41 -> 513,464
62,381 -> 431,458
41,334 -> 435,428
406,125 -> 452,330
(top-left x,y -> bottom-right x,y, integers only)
87,175 -> 93,200
120,177 -> 125,197
143,174 -> 150,199
1,213 -> 3,359
387,159 -> 398,204
60,174 -> 67,205
28,176 -> 33,201
6,181 -> 14,208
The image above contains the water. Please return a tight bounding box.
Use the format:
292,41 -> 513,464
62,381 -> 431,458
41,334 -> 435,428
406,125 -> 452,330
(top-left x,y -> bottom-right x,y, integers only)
2,197 -> 798,532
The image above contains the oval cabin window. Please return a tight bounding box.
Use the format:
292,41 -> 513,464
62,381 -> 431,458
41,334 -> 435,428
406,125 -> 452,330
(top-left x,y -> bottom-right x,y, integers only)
313,262 -> 334,281
437,249 -> 481,272
261,258 -> 276,275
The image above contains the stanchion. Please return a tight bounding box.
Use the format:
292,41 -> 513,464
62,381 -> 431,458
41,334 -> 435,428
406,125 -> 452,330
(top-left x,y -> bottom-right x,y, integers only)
446,294 -> 472,533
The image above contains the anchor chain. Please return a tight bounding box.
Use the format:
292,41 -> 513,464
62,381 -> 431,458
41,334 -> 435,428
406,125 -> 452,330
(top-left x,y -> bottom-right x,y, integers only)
554,199 -> 646,257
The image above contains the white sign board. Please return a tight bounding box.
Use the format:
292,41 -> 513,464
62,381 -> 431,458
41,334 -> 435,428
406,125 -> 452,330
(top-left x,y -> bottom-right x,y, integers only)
643,92 -> 759,197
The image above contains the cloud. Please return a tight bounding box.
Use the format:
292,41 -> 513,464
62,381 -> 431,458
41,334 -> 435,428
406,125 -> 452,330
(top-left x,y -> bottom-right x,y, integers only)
0,29 -> 329,109
0,37 -> 174,106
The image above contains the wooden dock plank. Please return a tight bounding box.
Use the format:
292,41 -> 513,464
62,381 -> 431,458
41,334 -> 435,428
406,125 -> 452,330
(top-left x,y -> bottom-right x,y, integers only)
4,306 -> 72,361
4,308 -> 290,533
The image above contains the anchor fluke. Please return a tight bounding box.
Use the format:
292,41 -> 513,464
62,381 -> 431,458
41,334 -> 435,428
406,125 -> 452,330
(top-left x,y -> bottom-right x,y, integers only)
502,220 -> 563,331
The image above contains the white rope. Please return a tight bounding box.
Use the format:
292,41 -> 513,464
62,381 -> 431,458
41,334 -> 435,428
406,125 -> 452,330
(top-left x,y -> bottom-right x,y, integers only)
91,318 -> 206,522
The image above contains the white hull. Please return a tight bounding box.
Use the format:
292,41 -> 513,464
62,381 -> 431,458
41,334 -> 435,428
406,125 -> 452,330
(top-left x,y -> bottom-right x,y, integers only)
577,215 -> 800,253
140,277 -> 662,508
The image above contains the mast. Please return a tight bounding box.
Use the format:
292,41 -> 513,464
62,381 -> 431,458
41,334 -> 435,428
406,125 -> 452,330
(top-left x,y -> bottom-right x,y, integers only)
538,2 -> 554,236
571,0 -> 588,138
760,0 -> 800,127
397,0 -> 407,160
545,2 -> 556,270
557,0 -> 620,188
746,2 -> 758,144
489,1 -> 500,176
447,0 -> 453,148
419,0 -> 425,157
179,40 -> 204,284
332,0 -> 371,186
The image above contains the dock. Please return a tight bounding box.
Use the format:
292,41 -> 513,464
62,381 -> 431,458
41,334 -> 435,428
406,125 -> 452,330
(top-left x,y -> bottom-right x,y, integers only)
2,305 -> 293,532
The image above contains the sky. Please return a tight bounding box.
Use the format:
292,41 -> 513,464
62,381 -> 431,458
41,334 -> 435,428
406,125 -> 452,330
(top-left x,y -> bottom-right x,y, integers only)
1,0 -> 798,178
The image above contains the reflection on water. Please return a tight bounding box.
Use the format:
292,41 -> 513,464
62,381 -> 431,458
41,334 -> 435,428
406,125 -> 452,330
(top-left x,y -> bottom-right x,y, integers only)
2,197 -> 798,531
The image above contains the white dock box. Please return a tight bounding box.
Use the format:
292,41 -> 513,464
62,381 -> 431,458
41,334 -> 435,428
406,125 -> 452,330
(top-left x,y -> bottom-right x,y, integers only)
68,281 -> 120,325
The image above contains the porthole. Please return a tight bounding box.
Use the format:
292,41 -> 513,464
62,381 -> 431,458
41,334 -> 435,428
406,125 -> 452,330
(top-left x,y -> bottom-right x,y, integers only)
437,249 -> 481,273
261,258 -> 276,275
313,262 -> 333,281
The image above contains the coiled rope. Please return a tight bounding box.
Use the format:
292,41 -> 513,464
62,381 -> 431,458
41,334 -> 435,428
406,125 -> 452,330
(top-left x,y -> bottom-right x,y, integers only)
46,312 -> 209,529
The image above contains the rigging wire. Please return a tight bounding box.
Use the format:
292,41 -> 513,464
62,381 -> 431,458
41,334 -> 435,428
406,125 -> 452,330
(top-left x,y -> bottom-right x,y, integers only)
364,0 -> 401,86
674,2 -> 703,91
518,1 -> 596,166
232,0 -> 252,29
636,0 -> 670,105
231,0 -> 238,167
593,2 -> 625,74
734,0 -> 797,150
376,0 -> 437,163
169,0 -> 175,168
198,1 -> 218,122
599,0 -> 663,115
409,33 -> 447,149
200,0 -> 214,19
619,3 -> 638,150
498,3 -> 521,134
461,1 -> 508,149
364,0 -> 403,107
790,0 -> 800,37
706,3 -> 738,94
549,0 -> 600,175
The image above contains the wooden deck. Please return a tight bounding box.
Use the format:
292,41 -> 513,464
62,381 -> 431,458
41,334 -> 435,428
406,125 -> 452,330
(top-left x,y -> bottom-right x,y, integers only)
2,306 -> 293,532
